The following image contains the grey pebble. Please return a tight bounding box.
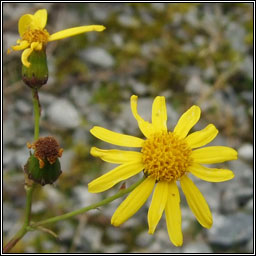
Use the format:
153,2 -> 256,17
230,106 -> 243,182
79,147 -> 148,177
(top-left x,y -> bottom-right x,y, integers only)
81,47 -> 115,68
207,212 -> 253,248
182,241 -> 213,253
47,99 -> 80,129
238,143 -> 253,161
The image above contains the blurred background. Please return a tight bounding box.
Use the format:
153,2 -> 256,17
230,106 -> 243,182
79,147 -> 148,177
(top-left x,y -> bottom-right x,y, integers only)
3,2 -> 253,253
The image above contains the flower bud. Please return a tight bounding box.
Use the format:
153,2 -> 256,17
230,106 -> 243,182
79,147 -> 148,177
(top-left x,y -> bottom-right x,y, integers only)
22,49 -> 48,89
25,136 -> 63,185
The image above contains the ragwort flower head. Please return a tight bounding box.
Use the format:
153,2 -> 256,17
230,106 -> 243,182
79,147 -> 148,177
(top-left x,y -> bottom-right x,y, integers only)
25,136 -> 63,185
89,95 -> 238,246
8,9 -> 105,68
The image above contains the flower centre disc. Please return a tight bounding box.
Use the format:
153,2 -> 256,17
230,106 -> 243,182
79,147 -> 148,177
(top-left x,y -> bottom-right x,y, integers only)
141,132 -> 192,182
22,29 -> 49,44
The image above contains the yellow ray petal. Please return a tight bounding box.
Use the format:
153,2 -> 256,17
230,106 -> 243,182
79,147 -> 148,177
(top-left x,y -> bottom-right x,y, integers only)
192,146 -> 238,164
111,177 -> 155,226
152,96 -> 167,132
88,161 -> 144,193
48,25 -> 106,41
165,181 -> 183,246
21,42 -> 39,67
130,95 -> 155,138
18,14 -> 33,36
33,9 -> 47,29
90,147 -> 142,164
180,175 -> 212,228
185,124 -> 218,149
148,181 -> 168,234
11,40 -> 29,51
188,163 -> 235,182
90,126 -> 144,147
173,105 -> 201,139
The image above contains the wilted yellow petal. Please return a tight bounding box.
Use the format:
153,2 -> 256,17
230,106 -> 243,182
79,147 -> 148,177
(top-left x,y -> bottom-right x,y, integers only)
21,42 -> 39,67
48,25 -> 106,41
18,14 -> 33,36
148,181 -> 168,234
130,95 -> 155,138
88,161 -> 144,193
11,40 -> 29,51
192,146 -> 238,164
188,163 -> 235,182
90,147 -> 142,164
173,105 -> 201,139
21,47 -> 33,67
180,175 -> 212,228
185,124 -> 218,149
152,96 -> 167,132
111,177 -> 155,226
90,126 -> 144,147
165,181 -> 183,246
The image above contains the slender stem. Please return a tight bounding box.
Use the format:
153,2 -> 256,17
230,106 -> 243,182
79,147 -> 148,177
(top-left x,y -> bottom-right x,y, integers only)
4,88 -> 41,252
3,184 -> 35,253
32,177 -> 145,227
3,228 -> 27,253
23,184 -> 36,226
32,88 -> 40,141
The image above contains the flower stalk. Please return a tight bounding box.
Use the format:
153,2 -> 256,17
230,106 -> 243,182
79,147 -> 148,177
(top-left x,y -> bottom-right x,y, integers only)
3,168 -> 36,253
32,88 -> 40,141
4,177 -> 145,252
3,88 -> 40,253
32,177 -> 145,227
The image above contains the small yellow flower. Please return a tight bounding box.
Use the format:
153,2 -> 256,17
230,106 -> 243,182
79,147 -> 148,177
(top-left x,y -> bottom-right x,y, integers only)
8,9 -> 105,67
89,95 -> 238,246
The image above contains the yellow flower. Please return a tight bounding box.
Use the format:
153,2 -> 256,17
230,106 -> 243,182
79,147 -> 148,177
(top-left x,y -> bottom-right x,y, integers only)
89,95 -> 238,246
8,9 -> 105,67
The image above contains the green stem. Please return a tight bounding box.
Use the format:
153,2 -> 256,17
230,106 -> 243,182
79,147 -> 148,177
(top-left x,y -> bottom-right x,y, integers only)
32,88 -> 40,141
3,184 -> 35,253
24,184 -> 36,226
32,177 -> 145,227
4,88 -> 41,252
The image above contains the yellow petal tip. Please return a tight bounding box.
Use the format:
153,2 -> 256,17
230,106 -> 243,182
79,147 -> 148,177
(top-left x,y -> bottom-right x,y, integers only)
148,228 -> 155,235
203,218 -> 213,229
189,105 -> 201,113
234,150 -> 238,159
111,218 -> 120,227
88,183 -> 93,192
92,25 -> 106,32
88,182 -> 98,194
131,95 -> 138,102
24,62 -> 31,68
90,147 -> 98,156
90,127 -> 96,134
173,241 -> 183,247
206,222 -> 213,229
100,25 -> 106,31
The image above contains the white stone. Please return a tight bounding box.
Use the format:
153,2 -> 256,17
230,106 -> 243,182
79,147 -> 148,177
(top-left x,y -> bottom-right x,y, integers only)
238,143 -> 253,161
47,99 -> 80,129
81,47 -> 115,68
183,241 -> 213,253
